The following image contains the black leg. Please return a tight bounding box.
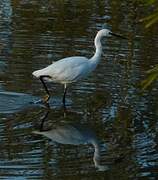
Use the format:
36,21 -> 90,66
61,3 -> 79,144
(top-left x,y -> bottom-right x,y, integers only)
39,76 -> 50,103
62,84 -> 67,107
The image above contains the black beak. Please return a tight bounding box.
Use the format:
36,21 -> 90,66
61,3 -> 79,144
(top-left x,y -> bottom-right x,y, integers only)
109,32 -> 127,39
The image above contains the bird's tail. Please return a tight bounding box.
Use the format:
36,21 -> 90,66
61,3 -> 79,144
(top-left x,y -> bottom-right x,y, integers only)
32,70 -> 41,78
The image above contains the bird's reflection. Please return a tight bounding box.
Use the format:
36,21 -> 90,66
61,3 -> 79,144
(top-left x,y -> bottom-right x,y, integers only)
33,110 -> 108,171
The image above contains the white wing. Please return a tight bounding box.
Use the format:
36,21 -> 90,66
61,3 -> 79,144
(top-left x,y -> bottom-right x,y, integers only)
33,56 -> 91,83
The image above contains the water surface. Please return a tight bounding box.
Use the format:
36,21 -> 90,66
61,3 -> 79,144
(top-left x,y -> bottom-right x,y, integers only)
0,0 -> 158,179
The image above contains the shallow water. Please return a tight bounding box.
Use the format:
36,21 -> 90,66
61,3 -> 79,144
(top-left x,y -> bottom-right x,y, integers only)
0,0 -> 158,179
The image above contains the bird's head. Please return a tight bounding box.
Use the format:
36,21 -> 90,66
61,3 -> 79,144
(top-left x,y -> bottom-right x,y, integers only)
98,29 -> 126,39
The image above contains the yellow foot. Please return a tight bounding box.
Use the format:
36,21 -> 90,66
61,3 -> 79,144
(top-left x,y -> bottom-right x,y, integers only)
42,95 -> 50,103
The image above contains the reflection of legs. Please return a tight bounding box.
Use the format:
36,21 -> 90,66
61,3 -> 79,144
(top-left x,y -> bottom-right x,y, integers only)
40,110 -> 49,131
63,84 -> 67,107
39,76 -> 50,103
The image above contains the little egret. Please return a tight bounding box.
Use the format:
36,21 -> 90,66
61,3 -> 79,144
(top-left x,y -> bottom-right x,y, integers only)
32,29 -> 126,106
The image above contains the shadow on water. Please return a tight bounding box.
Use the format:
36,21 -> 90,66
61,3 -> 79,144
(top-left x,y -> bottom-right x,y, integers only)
0,91 -> 41,114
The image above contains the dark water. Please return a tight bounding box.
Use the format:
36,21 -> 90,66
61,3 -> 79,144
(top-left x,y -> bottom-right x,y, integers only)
0,0 -> 158,179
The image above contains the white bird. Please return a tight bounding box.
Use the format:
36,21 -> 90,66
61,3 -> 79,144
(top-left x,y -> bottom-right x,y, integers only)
33,123 -> 108,171
32,29 -> 125,106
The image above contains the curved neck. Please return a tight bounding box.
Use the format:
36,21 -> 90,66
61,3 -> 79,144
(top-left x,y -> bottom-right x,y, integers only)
91,33 -> 102,61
